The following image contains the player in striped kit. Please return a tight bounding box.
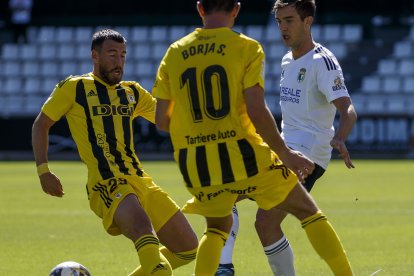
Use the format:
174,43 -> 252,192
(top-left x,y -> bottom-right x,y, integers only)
218,0 -> 357,275
153,0 -> 354,275
32,29 -> 198,276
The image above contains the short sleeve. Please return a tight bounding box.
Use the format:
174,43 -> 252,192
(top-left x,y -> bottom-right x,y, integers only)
243,42 -> 265,90
152,48 -> 172,100
132,82 -> 156,123
41,78 -> 75,121
316,56 -> 350,102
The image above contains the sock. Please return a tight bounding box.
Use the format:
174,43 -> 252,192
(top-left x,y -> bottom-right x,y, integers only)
195,228 -> 229,276
219,205 -> 239,265
302,211 -> 353,276
131,235 -> 172,276
160,246 -> 197,269
264,235 -> 296,276
129,246 -> 197,275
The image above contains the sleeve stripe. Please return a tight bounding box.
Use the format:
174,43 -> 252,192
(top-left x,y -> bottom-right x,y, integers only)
315,46 -> 338,71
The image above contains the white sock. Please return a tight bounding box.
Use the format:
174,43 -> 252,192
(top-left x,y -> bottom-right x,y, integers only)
264,236 -> 296,276
219,205 -> 239,264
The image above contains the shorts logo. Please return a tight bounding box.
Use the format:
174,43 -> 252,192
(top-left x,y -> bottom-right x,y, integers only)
115,193 -> 122,199
297,68 -> 306,83
269,163 -> 290,179
195,186 -> 257,201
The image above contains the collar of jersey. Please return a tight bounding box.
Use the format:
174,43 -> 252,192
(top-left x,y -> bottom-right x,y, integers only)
89,72 -> 120,89
197,27 -> 231,33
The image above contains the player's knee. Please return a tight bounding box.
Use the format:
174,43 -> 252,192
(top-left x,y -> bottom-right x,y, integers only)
255,214 -> 282,236
285,184 -> 319,219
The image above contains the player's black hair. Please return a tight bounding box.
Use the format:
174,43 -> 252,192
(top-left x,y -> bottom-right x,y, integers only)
272,0 -> 316,20
91,29 -> 126,51
199,0 -> 238,14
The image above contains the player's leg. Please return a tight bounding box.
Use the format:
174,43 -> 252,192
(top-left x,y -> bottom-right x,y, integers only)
195,215 -> 233,275
216,205 -> 239,276
156,210 -> 198,269
255,208 -> 295,276
128,210 -> 198,276
181,184 -> 238,275
129,181 -> 198,275
254,164 -> 325,275
114,194 -> 172,276
277,184 -> 353,275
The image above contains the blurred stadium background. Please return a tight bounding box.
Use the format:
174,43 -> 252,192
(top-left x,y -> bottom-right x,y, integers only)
0,0 -> 414,160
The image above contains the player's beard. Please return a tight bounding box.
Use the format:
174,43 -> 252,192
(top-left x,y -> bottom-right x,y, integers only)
100,65 -> 123,86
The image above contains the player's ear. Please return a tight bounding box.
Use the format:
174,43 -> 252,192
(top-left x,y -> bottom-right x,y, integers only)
197,1 -> 205,17
91,49 -> 99,63
304,16 -> 313,28
233,2 -> 241,18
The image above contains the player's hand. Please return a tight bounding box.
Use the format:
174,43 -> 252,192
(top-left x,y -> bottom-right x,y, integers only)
279,148 -> 315,183
330,138 -> 355,169
39,172 -> 65,197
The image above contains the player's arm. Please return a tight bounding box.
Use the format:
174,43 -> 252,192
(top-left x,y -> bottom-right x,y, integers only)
131,82 -> 157,123
244,84 -> 314,181
331,96 -> 357,168
32,112 -> 64,197
155,98 -> 174,133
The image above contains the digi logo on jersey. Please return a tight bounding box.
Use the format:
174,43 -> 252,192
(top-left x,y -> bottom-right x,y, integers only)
92,105 -> 133,117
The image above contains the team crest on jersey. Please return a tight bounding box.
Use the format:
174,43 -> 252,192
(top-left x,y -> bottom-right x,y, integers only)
126,92 -> 136,103
332,76 -> 346,91
297,68 -> 306,82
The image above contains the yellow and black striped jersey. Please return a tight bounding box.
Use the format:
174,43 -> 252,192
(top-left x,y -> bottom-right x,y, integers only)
42,73 -> 155,185
153,27 -> 273,188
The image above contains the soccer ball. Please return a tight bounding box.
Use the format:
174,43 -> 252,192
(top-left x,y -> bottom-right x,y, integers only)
49,261 -> 91,276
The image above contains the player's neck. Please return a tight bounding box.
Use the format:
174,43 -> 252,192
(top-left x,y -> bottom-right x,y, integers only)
202,14 -> 234,29
291,37 -> 315,60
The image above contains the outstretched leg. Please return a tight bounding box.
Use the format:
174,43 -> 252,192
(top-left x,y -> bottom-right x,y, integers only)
114,194 -> 172,276
276,184 -> 353,275
129,208 -> 198,275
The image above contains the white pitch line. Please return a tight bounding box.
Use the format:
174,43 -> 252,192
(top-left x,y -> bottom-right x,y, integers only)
370,269 -> 383,276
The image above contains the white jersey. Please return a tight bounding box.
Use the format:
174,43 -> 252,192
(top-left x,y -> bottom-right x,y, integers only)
279,43 -> 350,169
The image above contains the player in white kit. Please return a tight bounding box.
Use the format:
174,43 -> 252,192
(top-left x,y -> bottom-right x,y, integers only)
216,0 -> 357,275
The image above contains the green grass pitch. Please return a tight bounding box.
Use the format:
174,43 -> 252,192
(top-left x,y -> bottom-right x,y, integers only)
0,160 -> 413,275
